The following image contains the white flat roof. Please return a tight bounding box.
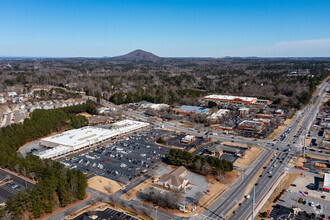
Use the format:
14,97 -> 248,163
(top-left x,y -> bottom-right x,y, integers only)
204,94 -> 257,102
38,119 -> 149,159
324,173 -> 330,189
41,126 -> 115,147
36,145 -> 71,159
207,109 -> 230,120
41,120 -> 149,148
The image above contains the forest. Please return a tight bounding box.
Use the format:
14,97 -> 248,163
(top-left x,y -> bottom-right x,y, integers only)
1,55 -> 329,110
0,101 -> 96,219
166,149 -> 233,174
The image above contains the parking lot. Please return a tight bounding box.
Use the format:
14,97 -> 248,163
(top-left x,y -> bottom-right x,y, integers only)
72,207 -> 139,220
0,169 -> 34,203
57,129 -> 171,184
165,133 -> 206,150
274,175 -> 330,219
277,191 -> 330,218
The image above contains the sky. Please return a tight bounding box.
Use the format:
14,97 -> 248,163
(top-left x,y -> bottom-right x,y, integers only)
1,0 -> 330,57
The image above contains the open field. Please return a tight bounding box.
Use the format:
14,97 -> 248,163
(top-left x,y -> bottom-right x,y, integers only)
88,176 -> 124,194
234,147 -> 264,168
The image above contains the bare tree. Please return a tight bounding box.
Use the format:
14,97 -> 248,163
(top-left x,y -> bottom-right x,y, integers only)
218,171 -> 237,184
87,196 -> 100,206
14,164 -> 19,173
21,167 -> 27,188
104,181 -> 113,194
109,194 -> 120,207
87,208 -> 97,217
29,172 -> 36,182
201,162 -> 212,175
194,159 -> 202,171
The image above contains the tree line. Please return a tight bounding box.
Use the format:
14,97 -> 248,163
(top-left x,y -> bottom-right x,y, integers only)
0,101 -> 95,219
166,149 -> 233,174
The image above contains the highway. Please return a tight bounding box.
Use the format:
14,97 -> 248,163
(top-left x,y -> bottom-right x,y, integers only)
97,78 -> 329,220
221,79 -> 329,220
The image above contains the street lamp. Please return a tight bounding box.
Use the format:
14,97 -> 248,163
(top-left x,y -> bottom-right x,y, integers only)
252,184 -> 256,220
155,206 -> 158,220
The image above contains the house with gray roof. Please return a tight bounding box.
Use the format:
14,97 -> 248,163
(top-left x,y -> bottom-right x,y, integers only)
156,166 -> 188,190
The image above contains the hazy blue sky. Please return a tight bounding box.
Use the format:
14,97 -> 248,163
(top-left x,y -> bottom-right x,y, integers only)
1,0 -> 330,57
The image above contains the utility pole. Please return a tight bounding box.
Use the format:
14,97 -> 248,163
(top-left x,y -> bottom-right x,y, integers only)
155,206 -> 158,220
303,128 -> 306,159
252,185 -> 255,220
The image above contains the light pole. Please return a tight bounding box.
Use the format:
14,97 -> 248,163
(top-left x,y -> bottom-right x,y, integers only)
252,184 -> 255,220
303,128 -> 306,159
155,206 -> 158,220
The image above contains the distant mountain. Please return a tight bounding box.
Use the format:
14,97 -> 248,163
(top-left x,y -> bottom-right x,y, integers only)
112,49 -> 161,62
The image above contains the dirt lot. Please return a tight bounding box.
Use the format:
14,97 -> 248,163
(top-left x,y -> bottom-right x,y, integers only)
256,172 -> 299,219
198,171 -> 239,209
234,147 -> 264,168
122,176 -> 156,200
284,115 -> 297,125
305,138 -> 311,146
88,176 -> 124,194
293,157 -> 305,168
267,125 -> 286,140
177,122 -> 194,128
222,142 -> 248,148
